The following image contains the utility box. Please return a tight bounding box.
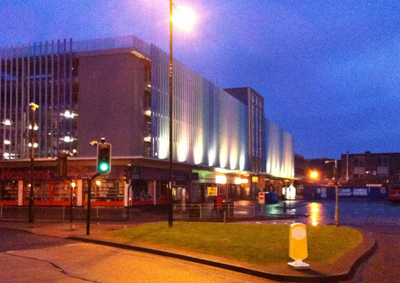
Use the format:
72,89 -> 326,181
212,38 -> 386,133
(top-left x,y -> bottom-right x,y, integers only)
216,195 -> 223,209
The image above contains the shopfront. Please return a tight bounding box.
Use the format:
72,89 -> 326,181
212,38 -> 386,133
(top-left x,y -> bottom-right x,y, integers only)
0,159 -> 158,206
0,158 -> 289,207
0,162 -> 128,206
129,166 -> 190,205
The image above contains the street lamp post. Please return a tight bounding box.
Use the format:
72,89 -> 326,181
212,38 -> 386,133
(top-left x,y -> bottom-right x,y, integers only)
168,2 -> 195,227
168,0 -> 174,228
346,151 -> 349,182
326,159 -> 339,226
29,102 -> 38,223
70,181 -> 76,222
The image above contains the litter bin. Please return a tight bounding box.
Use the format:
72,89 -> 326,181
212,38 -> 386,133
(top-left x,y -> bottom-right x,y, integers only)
265,192 -> 272,204
271,192 -> 278,203
265,192 -> 279,204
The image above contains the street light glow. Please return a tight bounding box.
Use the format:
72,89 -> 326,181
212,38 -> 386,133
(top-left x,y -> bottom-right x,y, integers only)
172,6 -> 196,32
310,171 -> 318,179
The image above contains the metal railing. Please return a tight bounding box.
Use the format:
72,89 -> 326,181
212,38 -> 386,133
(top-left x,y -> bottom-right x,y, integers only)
0,201 -> 290,222
172,201 -> 258,221
0,205 -> 130,222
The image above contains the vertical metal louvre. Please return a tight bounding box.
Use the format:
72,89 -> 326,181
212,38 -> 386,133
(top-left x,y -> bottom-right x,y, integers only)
149,44 -> 248,170
0,39 -> 75,160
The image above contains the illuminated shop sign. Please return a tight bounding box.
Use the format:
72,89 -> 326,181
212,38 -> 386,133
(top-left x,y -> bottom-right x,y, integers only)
132,167 -> 189,182
0,169 -> 51,180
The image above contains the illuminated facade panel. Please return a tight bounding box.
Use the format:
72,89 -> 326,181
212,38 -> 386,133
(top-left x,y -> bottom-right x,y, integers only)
150,45 -> 249,171
265,120 -> 281,176
281,129 -> 295,178
265,119 -> 294,178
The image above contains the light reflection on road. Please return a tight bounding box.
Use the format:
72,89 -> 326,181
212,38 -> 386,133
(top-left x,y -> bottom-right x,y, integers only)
258,200 -> 400,227
310,203 -> 320,226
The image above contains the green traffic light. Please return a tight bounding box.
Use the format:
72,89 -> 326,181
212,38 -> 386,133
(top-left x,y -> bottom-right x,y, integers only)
99,162 -> 109,172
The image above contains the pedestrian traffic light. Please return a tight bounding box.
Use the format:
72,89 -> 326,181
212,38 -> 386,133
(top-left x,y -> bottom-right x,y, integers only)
97,143 -> 111,173
124,165 -> 132,184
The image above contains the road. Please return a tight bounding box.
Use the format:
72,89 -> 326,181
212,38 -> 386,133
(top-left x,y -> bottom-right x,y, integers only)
0,228 -> 273,283
0,228 -> 74,252
264,200 -> 400,282
2,200 -> 400,282
344,223 -> 400,283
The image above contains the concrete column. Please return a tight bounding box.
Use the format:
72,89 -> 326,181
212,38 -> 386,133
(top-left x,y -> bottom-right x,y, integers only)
124,182 -> 129,207
18,181 -> 24,206
77,180 -> 83,206
153,181 -> 157,205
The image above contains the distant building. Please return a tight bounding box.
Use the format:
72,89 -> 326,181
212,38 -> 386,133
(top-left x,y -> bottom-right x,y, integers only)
294,153 -> 306,180
340,151 -> 400,186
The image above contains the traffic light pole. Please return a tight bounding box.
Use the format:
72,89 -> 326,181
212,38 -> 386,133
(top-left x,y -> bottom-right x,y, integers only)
87,172 -> 101,235
97,139 -> 112,174
87,138 -> 111,235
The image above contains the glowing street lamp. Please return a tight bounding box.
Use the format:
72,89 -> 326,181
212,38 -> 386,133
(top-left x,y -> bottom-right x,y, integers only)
171,6 -> 196,31
168,1 -> 196,228
310,171 -> 318,179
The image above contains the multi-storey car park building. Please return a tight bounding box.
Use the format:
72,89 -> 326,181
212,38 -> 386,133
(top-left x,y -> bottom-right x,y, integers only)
0,35 -> 294,207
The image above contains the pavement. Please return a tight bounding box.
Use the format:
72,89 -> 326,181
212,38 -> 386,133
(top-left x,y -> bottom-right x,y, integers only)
0,217 -> 377,282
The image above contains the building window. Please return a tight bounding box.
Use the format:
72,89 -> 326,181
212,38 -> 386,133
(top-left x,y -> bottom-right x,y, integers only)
132,180 -> 152,201
89,180 -> 124,202
0,181 -> 18,201
24,182 -> 50,202
53,182 -> 71,201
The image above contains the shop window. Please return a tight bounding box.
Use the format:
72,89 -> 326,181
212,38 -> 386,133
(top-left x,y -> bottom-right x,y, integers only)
91,180 -> 124,202
132,180 -> 152,201
157,181 -> 168,201
228,184 -> 240,200
190,183 -> 201,203
0,181 -> 18,201
172,187 -> 182,202
24,182 -> 50,202
53,182 -> 71,201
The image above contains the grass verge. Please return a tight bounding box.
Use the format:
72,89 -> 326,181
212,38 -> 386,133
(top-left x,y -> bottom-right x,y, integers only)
98,222 -> 363,265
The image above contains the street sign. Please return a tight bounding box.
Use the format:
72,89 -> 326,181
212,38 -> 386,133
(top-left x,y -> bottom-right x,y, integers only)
258,192 -> 265,204
207,187 -> 217,196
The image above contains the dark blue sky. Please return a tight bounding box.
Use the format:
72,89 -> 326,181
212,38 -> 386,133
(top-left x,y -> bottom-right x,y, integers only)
2,0 -> 400,160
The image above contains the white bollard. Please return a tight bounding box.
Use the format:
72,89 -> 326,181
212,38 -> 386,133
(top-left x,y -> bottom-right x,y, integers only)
288,223 -> 310,269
